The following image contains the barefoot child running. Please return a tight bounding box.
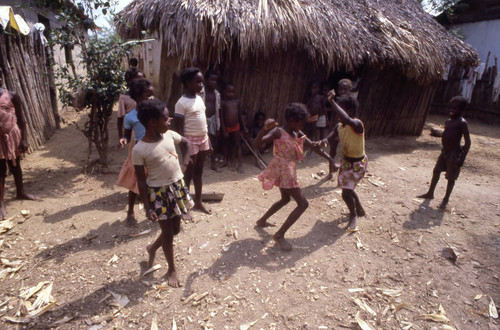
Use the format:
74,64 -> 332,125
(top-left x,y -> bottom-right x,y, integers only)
326,89 -> 366,231
418,96 -> 471,209
254,103 -> 335,251
133,99 -> 193,287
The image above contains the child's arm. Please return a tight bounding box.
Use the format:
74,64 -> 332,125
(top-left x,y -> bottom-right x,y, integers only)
459,120 -> 471,166
119,128 -> 132,148
327,90 -> 363,134
220,102 -> 228,138
253,119 -> 279,149
174,115 -> 185,136
304,137 -> 338,172
135,165 -> 158,221
178,136 -> 192,172
238,101 -> 249,134
11,92 -> 28,153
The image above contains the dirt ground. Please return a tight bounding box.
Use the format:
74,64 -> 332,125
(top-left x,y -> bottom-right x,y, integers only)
0,110 -> 499,330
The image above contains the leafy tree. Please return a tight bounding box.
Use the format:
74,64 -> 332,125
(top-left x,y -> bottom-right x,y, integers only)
47,0 -> 129,170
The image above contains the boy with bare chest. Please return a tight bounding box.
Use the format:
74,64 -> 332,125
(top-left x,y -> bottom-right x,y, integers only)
221,83 -> 247,173
306,81 -> 327,140
200,71 -> 222,172
418,96 -> 471,209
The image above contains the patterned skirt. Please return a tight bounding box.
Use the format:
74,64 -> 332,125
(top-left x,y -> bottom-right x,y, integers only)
338,156 -> 367,190
148,179 -> 194,220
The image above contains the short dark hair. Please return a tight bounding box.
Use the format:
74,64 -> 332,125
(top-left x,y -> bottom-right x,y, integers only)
338,78 -> 353,89
124,68 -> 141,85
129,58 -> 138,67
450,95 -> 467,112
137,99 -> 165,127
285,103 -> 309,121
223,82 -> 234,91
254,111 -> 265,122
129,78 -> 152,101
180,67 -> 201,87
204,70 -> 217,80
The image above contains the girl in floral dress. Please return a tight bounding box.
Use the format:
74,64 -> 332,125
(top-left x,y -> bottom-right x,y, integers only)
253,103 -> 336,251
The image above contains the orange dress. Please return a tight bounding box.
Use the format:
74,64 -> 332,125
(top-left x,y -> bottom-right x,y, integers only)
0,91 -> 22,164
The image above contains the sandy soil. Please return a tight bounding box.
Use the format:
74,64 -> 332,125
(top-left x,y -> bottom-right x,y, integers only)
0,110 -> 499,330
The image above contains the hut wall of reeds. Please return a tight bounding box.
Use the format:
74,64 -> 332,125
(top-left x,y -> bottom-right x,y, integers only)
0,26 -> 59,151
118,0 -> 478,136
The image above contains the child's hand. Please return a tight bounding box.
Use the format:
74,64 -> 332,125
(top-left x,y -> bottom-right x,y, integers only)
264,119 -> 278,131
329,159 -> 339,172
118,138 -> 128,149
327,89 -> 336,103
181,160 -> 189,173
321,139 -> 328,147
147,209 -> 158,221
19,140 -> 29,153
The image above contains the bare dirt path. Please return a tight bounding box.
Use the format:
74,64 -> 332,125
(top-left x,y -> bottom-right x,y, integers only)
0,111 -> 499,329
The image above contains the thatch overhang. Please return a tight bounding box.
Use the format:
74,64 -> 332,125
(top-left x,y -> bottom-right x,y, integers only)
117,0 -> 478,83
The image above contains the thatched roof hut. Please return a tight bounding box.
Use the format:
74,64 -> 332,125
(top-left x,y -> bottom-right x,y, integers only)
117,0 -> 478,135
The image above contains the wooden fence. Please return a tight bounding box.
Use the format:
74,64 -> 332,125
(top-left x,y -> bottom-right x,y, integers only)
0,27 -> 59,152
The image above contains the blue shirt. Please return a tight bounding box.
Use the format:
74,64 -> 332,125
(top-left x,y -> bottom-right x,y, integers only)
124,109 -> 145,141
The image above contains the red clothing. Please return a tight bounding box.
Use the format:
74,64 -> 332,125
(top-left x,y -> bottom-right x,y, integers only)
0,91 -> 22,164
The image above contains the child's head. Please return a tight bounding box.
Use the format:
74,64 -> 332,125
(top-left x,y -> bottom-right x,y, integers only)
448,96 -> 467,118
129,79 -> 153,102
285,103 -> 310,132
180,67 -> 203,93
124,68 -> 144,87
321,82 -> 330,95
223,83 -> 235,99
337,79 -> 352,97
204,70 -> 218,90
310,81 -> 320,95
254,111 -> 266,128
129,57 -> 138,68
137,99 -> 170,133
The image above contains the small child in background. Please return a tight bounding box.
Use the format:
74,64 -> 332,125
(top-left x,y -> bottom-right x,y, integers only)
418,96 -> 471,209
254,103 -> 335,251
246,111 -> 268,170
306,81 -> 327,140
133,99 -> 192,287
117,68 -> 144,141
326,89 -> 366,231
221,83 -> 248,173
200,70 -> 222,173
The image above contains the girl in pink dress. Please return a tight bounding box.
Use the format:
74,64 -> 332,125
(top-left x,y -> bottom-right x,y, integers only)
254,103 -> 336,251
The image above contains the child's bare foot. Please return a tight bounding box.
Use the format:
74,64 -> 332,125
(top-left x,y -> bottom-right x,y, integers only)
346,216 -> 357,231
417,193 -> 434,199
146,244 -> 156,269
126,213 -> 137,227
211,163 -> 222,173
272,234 -> 292,251
16,192 -> 37,200
182,211 -> 194,222
256,219 -> 276,227
325,173 -> 333,180
356,206 -> 366,217
438,199 -> 448,210
193,203 -> 212,215
166,269 -> 180,287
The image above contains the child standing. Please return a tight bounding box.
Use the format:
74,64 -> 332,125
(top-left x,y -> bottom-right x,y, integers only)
200,70 -> 222,172
418,96 -> 471,209
133,99 -> 192,287
0,68 -> 37,219
254,103 -> 335,251
326,89 -> 366,231
117,79 -> 154,226
221,83 -> 248,173
306,81 -> 327,140
174,68 -> 211,214
117,68 -> 144,141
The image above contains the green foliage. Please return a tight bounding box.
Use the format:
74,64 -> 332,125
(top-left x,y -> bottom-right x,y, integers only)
48,0 -> 129,166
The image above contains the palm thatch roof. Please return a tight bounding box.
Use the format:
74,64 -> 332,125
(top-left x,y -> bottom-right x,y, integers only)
117,0 -> 478,82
